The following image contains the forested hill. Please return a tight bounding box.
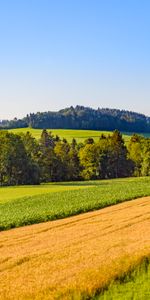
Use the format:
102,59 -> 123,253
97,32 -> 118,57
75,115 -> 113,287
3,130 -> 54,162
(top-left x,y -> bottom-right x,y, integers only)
1,106 -> 150,133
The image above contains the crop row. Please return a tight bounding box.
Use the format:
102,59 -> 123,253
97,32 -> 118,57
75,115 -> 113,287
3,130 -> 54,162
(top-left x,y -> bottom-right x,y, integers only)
0,177 -> 150,230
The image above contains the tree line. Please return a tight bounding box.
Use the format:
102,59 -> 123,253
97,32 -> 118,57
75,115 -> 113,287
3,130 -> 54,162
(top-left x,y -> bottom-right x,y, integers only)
0,129 -> 150,186
1,106 -> 150,133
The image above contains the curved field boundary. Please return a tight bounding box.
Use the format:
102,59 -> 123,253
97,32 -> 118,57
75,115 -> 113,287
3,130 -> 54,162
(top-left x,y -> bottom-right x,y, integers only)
1,177 -> 150,231
0,197 -> 150,299
94,257 -> 150,299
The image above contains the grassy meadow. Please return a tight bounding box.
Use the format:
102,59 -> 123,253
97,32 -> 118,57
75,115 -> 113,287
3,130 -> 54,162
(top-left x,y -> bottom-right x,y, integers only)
1,176 -> 150,231
7,127 -> 132,142
7,127 -> 150,143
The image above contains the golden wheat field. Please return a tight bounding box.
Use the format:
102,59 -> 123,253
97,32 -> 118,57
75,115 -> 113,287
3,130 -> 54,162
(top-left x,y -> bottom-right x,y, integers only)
0,197 -> 150,300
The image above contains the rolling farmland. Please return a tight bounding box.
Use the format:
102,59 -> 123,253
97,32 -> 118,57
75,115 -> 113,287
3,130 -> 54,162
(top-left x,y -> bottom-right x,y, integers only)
1,1 -> 150,298
1,177 -> 150,298
0,196 -> 150,299
1,177 -> 150,230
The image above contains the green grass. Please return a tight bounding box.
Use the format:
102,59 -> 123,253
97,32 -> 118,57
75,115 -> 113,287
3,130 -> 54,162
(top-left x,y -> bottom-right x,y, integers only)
0,177 -> 150,231
94,257 -> 150,300
7,127 -> 150,143
6,127 -> 132,143
0,183 -> 88,204
1,127 -> 149,144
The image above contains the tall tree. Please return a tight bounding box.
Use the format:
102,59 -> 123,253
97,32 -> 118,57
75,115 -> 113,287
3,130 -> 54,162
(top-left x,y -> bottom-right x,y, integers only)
68,139 -> 81,180
39,130 -> 56,182
0,132 -> 33,185
79,142 -> 99,180
128,134 -> 143,176
54,139 -> 71,181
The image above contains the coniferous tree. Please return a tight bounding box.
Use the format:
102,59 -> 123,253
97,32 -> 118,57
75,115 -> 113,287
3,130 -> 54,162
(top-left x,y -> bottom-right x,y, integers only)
0,132 -> 34,185
39,130 -> 56,182
68,139 -> 81,180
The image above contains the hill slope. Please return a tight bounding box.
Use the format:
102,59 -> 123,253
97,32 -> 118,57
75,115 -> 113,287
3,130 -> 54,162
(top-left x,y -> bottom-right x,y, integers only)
0,196 -> 150,299
1,105 -> 150,133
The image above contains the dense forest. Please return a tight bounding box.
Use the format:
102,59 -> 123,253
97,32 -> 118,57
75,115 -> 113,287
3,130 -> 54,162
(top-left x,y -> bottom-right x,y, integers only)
0,129 -> 149,186
0,106 -> 150,133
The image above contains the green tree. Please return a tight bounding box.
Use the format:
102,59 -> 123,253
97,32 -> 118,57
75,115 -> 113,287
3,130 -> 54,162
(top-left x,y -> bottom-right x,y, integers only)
97,131 -> 134,179
141,140 -> 150,176
68,139 -> 81,180
21,132 -> 40,184
0,132 -> 33,185
79,143 -> 99,180
54,139 -> 71,181
128,134 -> 143,176
39,130 -> 56,182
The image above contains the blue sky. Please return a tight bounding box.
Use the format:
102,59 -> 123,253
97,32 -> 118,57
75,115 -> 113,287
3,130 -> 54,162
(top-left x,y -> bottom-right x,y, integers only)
0,0 -> 150,119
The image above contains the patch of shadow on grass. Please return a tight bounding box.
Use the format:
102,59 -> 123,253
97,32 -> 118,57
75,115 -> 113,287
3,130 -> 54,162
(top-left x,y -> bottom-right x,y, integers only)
91,256 -> 150,300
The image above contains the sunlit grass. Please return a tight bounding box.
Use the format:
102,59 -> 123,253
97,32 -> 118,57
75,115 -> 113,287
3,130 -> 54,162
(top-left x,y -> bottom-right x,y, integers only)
6,127 -> 150,143
94,258 -> 150,300
0,183 -> 88,204
7,127 -> 132,143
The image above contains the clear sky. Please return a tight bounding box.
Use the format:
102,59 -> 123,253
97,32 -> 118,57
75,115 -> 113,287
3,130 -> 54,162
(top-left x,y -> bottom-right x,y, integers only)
0,0 -> 150,119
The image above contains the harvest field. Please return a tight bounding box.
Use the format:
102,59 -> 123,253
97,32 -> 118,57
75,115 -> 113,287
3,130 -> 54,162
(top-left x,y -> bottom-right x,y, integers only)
0,196 -> 150,299
1,177 -> 150,230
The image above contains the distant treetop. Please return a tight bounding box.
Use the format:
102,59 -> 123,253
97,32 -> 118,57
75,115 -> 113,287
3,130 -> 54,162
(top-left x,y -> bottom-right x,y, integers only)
0,105 -> 150,133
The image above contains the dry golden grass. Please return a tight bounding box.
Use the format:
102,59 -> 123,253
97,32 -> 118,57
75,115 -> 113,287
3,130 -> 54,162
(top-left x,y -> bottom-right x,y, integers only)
0,197 -> 150,299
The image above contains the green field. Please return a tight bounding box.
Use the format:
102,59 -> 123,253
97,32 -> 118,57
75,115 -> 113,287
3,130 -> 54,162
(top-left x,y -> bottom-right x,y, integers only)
95,258 -> 150,300
7,127 -> 132,143
5,127 -> 150,144
1,177 -> 150,231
